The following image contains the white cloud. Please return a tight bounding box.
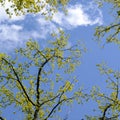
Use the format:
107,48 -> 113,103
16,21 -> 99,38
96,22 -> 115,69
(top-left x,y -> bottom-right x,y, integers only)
0,24 -> 22,52
66,5 -> 91,26
37,17 -> 58,38
52,3 -> 103,28
11,25 -> 23,30
0,24 -> 23,44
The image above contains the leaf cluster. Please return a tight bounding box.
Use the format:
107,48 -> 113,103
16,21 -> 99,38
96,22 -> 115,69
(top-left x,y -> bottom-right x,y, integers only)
89,63 -> 120,120
1,0 -> 69,17
94,0 -> 120,47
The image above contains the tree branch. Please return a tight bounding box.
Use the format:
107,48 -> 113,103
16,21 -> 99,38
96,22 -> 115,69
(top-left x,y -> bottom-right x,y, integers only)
0,116 -> 5,120
2,58 -> 36,106
44,95 -> 74,120
40,94 -> 60,107
44,81 -> 76,120
44,92 -> 64,120
99,23 -> 120,34
101,104 -> 112,120
107,114 -> 120,120
33,57 -> 52,120
36,58 -> 51,105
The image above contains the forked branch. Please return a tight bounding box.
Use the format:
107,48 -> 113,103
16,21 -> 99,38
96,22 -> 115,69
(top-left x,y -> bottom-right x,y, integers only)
2,58 -> 35,106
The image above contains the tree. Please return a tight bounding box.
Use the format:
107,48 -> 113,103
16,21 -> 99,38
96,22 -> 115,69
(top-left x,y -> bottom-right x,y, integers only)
85,63 -> 120,120
94,0 -> 120,47
84,1 -> 120,119
2,0 -> 120,120
0,30 -> 86,120
1,0 -> 69,17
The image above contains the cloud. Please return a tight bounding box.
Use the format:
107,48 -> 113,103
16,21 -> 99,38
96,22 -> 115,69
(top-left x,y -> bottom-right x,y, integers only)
52,3 -> 103,28
37,17 -> 58,37
0,24 -> 23,52
0,24 -> 22,42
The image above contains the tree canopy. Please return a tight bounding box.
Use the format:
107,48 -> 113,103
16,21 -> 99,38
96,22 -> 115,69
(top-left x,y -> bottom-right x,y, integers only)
0,30 -> 86,120
1,0 -> 69,17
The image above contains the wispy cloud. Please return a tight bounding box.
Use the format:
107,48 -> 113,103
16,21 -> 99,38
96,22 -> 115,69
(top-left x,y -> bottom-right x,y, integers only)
0,24 -> 23,42
0,24 -> 23,52
0,1 -> 103,52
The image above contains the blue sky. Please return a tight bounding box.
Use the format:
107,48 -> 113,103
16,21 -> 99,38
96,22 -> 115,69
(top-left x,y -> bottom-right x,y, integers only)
0,0 -> 102,52
1,0 -> 120,120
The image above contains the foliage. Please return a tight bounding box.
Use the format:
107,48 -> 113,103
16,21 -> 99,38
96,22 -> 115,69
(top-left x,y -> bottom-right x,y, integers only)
94,0 -> 120,47
95,22 -> 120,46
95,0 -> 120,8
76,1 -> 120,119
0,30 -> 86,120
87,63 -> 120,120
1,0 -> 69,17
91,1 -> 120,119
1,0 -> 120,120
